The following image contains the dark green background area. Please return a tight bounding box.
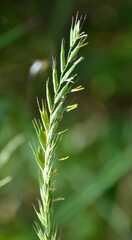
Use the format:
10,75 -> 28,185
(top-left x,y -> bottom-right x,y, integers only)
0,0 -> 132,239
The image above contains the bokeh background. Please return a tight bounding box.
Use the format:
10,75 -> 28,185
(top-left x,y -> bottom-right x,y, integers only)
0,0 -> 132,239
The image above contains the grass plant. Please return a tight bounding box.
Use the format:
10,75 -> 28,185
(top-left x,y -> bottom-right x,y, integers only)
31,13 -> 88,240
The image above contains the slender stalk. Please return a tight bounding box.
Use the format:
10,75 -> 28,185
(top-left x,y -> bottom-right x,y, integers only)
31,13 -> 88,240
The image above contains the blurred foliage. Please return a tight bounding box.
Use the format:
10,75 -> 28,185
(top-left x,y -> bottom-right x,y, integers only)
0,0 -> 132,240
0,133 -> 25,188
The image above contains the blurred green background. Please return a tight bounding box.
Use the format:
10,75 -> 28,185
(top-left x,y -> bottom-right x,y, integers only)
0,0 -> 132,239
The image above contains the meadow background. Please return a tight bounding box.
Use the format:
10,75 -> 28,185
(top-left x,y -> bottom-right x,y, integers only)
0,0 -> 132,239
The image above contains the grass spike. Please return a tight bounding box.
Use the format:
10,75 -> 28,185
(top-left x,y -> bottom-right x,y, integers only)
31,13 -> 88,240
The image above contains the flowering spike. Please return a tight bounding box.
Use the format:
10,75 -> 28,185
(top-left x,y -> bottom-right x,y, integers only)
31,13 -> 88,240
